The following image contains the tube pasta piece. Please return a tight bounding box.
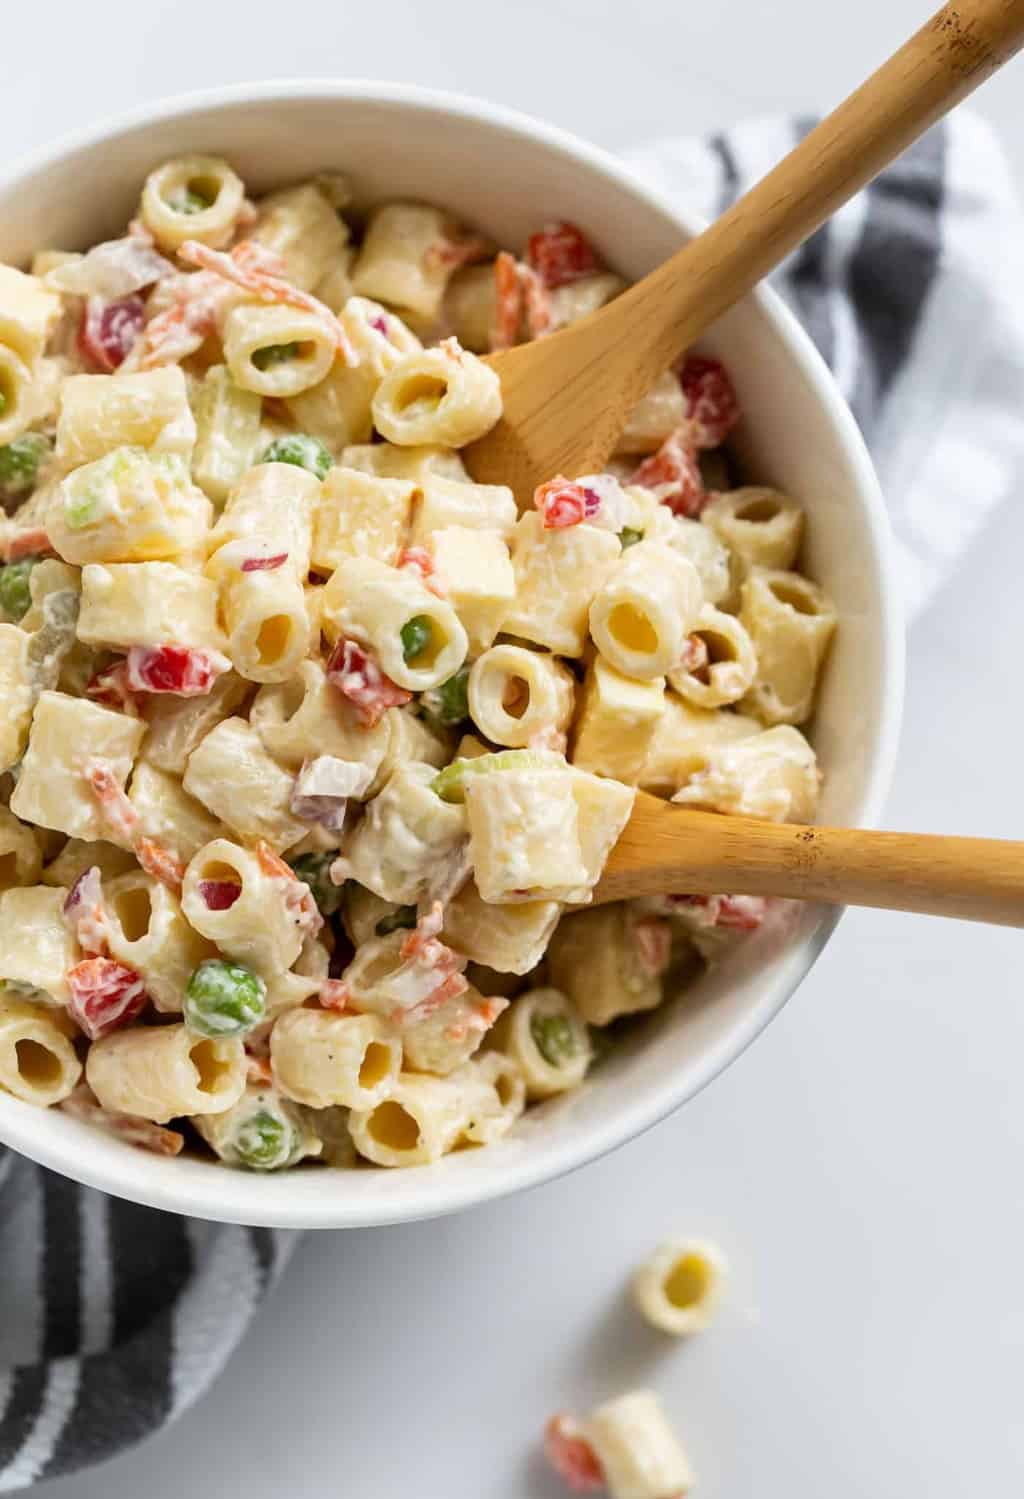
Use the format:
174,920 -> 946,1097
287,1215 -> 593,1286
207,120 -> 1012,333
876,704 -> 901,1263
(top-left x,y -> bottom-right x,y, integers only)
370,706 -> 449,796
426,527 -> 515,654
590,539 -> 703,680
49,448 -> 212,566
86,1022 -> 246,1123
352,203 -> 476,323
0,885 -> 81,1005
190,364 -> 262,506
582,1390 -> 694,1499
56,368 -> 196,470
127,762 -> 224,865
408,473 -> 517,544
442,882 -> 560,975
651,511 -> 732,608
194,1082 -> 322,1169
222,301 -> 337,399
739,568 -> 836,726
11,692 -> 145,842
0,346 -> 38,446
702,486 -> 805,572
402,983 -> 506,1076
250,659 -> 390,785
371,341 -> 501,449
340,918 -> 467,1024
548,904 -> 667,1026
140,155 -> 245,253
490,987 -> 591,1100
320,556 -> 468,692
0,264 -> 62,365
339,761 -> 467,905
183,718 -> 308,852
639,692 -> 761,797
503,513 -> 620,656
572,656 -> 666,784
217,562 -> 309,685
468,644 -> 575,750
142,670 -> 251,775
0,994 -> 82,1107
452,1051 -> 526,1146
104,870 -> 214,1014
0,806 -> 44,890
632,1238 -> 728,1336
668,604 -> 757,709
548,270 -> 626,330
348,1071 -> 470,1167
252,183 -> 350,293
615,368 -> 688,455
271,1008 -> 402,1110
312,468 -> 415,571
284,298 -> 422,454
672,723 -> 821,822
443,262 -> 498,352
181,838 -> 309,974
313,246 -> 355,313
0,622 -> 35,772
206,461 -> 316,683
77,562 -> 222,650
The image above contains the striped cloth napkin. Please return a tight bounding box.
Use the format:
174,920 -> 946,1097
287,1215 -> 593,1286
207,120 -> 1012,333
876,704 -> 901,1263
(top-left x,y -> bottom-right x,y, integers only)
2,110 -> 1024,1494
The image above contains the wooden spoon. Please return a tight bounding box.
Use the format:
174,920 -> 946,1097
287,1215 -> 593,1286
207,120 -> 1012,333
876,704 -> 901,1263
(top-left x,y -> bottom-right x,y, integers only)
594,793 -> 1024,927
467,0 -> 1024,498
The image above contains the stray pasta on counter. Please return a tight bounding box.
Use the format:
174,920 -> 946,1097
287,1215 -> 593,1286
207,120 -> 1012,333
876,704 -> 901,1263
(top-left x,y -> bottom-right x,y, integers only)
545,1391 -> 694,1498
0,158 -> 835,1171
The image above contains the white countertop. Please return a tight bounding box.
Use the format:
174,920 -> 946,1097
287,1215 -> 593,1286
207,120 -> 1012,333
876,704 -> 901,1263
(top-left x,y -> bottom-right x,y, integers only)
14,2 -> 1024,1494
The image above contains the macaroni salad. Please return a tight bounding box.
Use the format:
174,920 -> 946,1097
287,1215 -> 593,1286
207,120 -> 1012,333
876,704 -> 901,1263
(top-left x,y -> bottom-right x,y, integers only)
0,159 -> 835,1172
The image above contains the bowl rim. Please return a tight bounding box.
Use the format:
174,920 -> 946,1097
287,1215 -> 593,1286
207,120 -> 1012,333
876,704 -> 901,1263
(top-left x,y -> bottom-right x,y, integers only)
0,79 -> 904,1227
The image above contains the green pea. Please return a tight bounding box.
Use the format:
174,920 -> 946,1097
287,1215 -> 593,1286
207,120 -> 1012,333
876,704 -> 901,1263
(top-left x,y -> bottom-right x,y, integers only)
419,663 -> 470,728
401,615 -> 433,664
375,905 -> 417,937
287,851 -> 343,915
530,1011 -> 577,1067
431,749 -> 550,804
174,188 -> 214,214
233,1108 -> 297,1171
252,341 -> 301,372
260,434 -> 334,480
619,527 -> 644,550
0,560 -> 37,622
0,433 -> 50,500
184,959 -> 266,1039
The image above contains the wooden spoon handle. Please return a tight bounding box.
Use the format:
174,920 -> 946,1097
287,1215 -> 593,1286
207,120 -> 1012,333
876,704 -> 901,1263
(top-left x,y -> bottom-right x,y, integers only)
595,800 -> 1024,926
519,0 -> 1024,475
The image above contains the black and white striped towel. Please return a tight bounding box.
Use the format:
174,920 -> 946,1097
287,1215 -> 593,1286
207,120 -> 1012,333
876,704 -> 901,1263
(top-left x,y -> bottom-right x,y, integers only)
2,110 -> 1024,1493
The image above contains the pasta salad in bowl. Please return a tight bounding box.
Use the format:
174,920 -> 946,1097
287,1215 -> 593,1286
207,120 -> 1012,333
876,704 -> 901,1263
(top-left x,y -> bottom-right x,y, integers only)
0,85 -> 900,1226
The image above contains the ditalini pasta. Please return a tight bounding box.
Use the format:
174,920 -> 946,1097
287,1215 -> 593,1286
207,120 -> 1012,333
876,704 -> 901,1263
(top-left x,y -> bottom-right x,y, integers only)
0,166 -> 835,1177
545,1391 -> 694,1499
631,1237 -> 728,1336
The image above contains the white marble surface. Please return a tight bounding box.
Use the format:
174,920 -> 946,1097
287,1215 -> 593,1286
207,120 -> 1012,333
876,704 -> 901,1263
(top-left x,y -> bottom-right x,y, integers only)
11,2 -> 1024,1494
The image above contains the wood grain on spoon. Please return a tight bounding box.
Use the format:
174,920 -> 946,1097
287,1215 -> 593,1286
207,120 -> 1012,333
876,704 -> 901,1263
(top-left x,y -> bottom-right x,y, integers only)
594,793 -> 1024,927
467,0 -> 1024,500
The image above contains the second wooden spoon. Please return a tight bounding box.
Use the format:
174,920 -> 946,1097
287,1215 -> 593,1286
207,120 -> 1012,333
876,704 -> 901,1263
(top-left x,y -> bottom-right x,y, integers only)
595,793 -> 1024,927
467,0 -> 1024,499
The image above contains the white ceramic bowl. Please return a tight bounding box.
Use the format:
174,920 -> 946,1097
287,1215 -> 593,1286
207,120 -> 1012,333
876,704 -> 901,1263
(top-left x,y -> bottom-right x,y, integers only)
0,81 -> 903,1228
